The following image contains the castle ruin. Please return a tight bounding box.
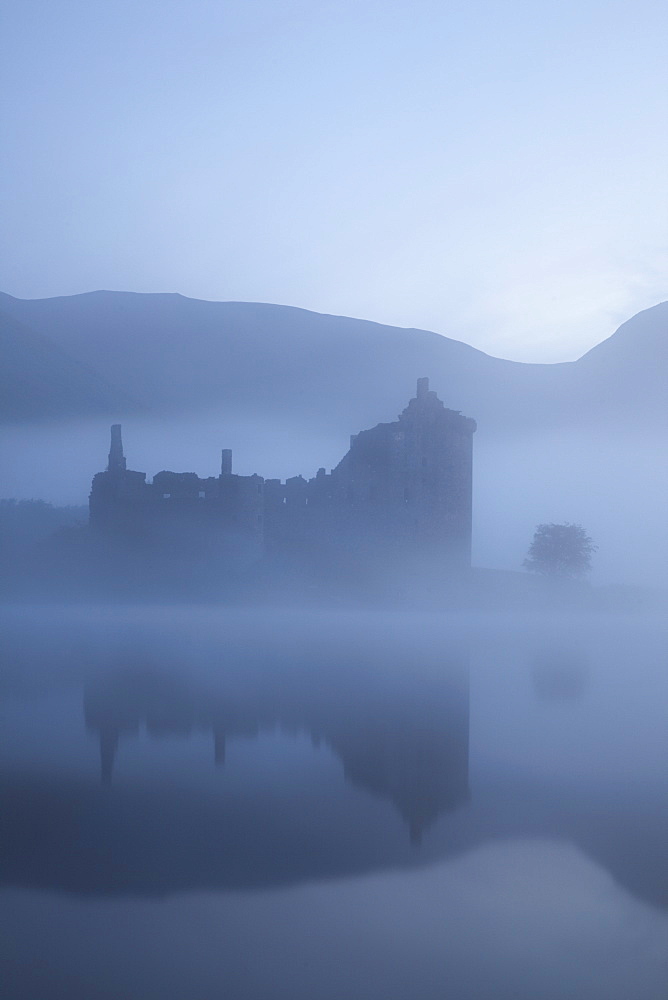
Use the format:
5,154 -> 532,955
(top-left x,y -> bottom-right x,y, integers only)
89,379 -> 476,574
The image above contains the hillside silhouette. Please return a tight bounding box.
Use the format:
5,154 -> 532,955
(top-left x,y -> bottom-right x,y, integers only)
1,291 -> 665,434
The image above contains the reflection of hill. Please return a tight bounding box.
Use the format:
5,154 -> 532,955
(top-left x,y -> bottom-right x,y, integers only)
531,646 -> 588,702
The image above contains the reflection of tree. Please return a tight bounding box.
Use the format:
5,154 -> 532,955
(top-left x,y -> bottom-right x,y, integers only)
83,660 -> 470,840
530,647 -> 588,702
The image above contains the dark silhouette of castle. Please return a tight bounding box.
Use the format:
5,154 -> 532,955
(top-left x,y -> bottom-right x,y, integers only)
89,379 -> 477,572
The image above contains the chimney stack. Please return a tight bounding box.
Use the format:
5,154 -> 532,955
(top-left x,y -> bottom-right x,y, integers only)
417,377 -> 429,398
221,449 -> 232,476
107,424 -> 126,472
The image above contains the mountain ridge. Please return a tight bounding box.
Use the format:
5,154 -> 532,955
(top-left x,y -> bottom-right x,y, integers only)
0,290 -> 665,434
5,285 -> 662,362
0,287 -> 591,364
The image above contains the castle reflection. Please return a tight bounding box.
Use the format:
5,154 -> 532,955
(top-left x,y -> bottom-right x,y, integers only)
2,621 -> 667,911
84,653 -> 470,844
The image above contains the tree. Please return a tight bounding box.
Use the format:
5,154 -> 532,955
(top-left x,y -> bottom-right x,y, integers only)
523,523 -> 597,578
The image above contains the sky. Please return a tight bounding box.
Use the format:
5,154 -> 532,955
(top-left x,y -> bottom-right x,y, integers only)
1,0 -> 666,362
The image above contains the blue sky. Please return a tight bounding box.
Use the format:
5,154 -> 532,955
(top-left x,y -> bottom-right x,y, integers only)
1,0 -> 666,360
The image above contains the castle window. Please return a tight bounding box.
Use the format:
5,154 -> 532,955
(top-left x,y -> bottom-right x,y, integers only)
163,493 -> 171,499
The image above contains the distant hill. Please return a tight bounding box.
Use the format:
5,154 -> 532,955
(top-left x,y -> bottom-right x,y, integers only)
0,307 -> 139,423
0,290 -> 665,434
573,301 -> 667,423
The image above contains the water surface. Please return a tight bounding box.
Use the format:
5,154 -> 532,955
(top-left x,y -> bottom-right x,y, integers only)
1,606 -> 666,999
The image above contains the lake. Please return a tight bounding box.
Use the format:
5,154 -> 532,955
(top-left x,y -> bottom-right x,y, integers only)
1,605 -> 666,999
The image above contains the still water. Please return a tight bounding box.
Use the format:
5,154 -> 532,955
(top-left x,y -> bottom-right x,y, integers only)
1,606 -> 666,999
